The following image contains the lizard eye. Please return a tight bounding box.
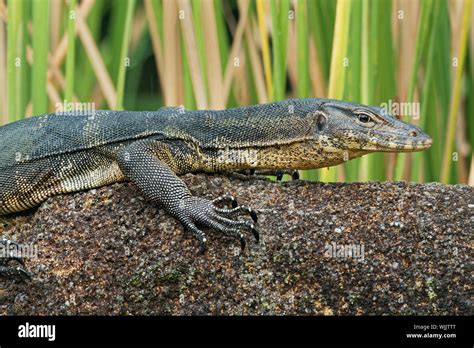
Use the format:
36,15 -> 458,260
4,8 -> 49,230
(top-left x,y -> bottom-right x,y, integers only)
355,111 -> 376,127
358,114 -> 371,123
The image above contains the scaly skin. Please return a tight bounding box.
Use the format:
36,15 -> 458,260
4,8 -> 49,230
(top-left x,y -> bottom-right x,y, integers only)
0,98 -> 432,275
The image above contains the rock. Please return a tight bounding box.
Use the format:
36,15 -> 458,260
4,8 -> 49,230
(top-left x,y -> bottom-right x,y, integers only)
0,174 -> 472,315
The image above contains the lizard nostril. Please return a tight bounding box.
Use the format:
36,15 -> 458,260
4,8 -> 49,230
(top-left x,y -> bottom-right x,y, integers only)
409,130 -> 417,137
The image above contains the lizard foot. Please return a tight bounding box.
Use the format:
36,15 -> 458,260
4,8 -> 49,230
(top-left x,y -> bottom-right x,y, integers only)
179,196 -> 259,254
0,239 -> 31,279
274,170 -> 300,181
212,194 -> 258,222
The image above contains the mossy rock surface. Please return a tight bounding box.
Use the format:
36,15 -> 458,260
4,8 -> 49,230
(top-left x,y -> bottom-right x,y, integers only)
0,174 -> 472,315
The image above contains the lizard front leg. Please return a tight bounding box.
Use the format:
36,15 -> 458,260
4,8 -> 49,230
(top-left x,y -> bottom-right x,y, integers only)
117,140 -> 259,254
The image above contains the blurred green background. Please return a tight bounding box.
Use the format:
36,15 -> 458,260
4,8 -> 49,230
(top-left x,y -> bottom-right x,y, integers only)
0,0 -> 472,184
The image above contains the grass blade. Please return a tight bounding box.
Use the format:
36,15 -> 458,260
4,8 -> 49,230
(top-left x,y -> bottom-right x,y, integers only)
190,0 -> 209,105
115,0 -> 136,110
320,0 -> 352,182
0,9 -> 7,124
7,0 -> 25,121
394,0 -> 433,181
65,0 -> 77,104
296,0 -> 308,98
222,0 -> 250,105
441,0 -> 472,183
32,0 -> 50,115
178,0 -> 207,109
411,0 -> 440,182
270,0 -> 290,101
256,0 -> 272,99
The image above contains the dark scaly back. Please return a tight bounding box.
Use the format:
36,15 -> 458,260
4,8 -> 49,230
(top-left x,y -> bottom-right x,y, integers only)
0,99 -> 324,169
0,110 -> 177,169
173,98 -> 323,149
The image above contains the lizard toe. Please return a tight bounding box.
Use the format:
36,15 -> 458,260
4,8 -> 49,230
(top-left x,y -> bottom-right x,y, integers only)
209,214 -> 260,243
214,204 -> 258,223
198,217 -> 245,247
0,265 -> 31,279
182,221 -> 208,254
212,194 -> 238,208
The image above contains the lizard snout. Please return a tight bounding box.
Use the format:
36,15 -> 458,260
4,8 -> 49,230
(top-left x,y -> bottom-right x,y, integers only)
408,126 -> 433,150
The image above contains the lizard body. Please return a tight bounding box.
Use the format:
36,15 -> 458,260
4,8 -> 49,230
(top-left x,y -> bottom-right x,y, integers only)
0,98 -> 432,275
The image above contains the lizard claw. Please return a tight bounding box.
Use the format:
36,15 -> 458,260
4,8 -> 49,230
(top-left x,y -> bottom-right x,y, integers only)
240,236 -> 246,251
212,194 -> 238,208
251,226 -> 260,243
177,196 -> 260,253
250,209 -> 258,223
198,239 -> 207,255
215,204 -> 258,223
276,170 -> 284,181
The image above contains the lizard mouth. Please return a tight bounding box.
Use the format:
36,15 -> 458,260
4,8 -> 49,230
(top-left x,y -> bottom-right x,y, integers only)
343,129 -> 433,152
367,132 -> 433,152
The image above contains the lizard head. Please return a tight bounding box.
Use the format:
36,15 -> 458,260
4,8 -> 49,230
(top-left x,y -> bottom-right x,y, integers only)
312,99 -> 432,154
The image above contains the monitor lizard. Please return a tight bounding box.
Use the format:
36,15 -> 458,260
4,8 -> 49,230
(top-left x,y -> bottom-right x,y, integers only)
0,98 -> 432,277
